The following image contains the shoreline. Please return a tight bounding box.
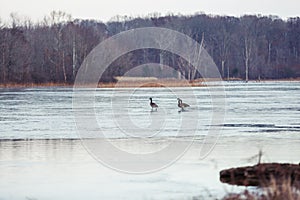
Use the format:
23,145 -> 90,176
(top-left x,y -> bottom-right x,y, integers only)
0,78 -> 300,88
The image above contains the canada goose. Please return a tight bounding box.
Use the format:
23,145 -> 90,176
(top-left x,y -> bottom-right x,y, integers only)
177,98 -> 190,111
149,98 -> 158,111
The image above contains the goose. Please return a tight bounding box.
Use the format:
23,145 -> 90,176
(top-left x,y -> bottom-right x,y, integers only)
149,98 -> 158,111
177,98 -> 190,111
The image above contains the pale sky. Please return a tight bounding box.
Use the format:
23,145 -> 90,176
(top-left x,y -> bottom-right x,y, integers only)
0,0 -> 299,23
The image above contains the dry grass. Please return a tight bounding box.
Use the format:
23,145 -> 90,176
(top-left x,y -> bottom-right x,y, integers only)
2,78 -> 298,89
261,78 -> 300,82
223,177 -> 300,200
0,82 -> 73,88
99,78 -> 205,88
0,79 -> 206,88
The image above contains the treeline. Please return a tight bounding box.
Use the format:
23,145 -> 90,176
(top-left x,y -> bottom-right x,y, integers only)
0,11 -> 300,84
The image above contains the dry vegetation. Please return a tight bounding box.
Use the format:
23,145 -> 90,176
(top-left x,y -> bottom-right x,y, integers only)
223,177 -> 300,200
0,82 -> 73,88
0,78 -> 206,88
223,164 -> 300,200
1,78 -> 300,89
99,78 -> 205,88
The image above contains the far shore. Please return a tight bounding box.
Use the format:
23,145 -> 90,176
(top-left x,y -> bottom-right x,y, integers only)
0,78 -> 300,89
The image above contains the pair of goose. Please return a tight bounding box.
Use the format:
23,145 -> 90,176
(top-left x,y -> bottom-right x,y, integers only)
149,97 -> 190,111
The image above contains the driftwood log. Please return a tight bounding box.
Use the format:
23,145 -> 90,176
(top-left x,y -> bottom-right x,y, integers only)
220,163 -> 300,187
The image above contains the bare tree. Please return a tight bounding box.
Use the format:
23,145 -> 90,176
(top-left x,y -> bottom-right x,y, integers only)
43,11 -> 73,82
240,16 -> 258,82
0,12 -> 300,84
217,17 -> 237,79
176,31 -> 204,80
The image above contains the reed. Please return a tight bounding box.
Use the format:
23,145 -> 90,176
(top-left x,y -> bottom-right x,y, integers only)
223,176 -> 300,200
0,82 -> 73,88
0,79 -> 206,88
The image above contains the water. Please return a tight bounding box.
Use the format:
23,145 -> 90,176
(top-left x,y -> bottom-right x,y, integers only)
0,81 -> 300,199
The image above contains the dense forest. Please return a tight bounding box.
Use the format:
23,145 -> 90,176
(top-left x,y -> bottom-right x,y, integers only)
0,11 -> 299,84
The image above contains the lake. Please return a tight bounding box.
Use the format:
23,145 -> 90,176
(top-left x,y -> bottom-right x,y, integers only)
0,81 -> 300,199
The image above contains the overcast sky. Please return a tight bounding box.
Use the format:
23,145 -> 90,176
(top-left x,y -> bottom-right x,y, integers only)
0,0 -> 299,23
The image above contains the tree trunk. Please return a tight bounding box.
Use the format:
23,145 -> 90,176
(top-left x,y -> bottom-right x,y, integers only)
159,51 -> 163,69
268,42 -> 271,65
245,57 -> 249,83
2,50 -> 5,83
72,36 -> 76,78
177,71 -> 181,79
227,65 -> 230,80
221,60 -> 225,78
244,38 -> 251,83
62,51 -> 67,83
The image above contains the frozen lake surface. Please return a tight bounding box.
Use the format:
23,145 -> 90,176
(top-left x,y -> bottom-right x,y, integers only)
0,81 -> 300,199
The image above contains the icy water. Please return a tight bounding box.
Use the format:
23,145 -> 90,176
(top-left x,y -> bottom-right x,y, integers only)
0,81 -> 300,199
